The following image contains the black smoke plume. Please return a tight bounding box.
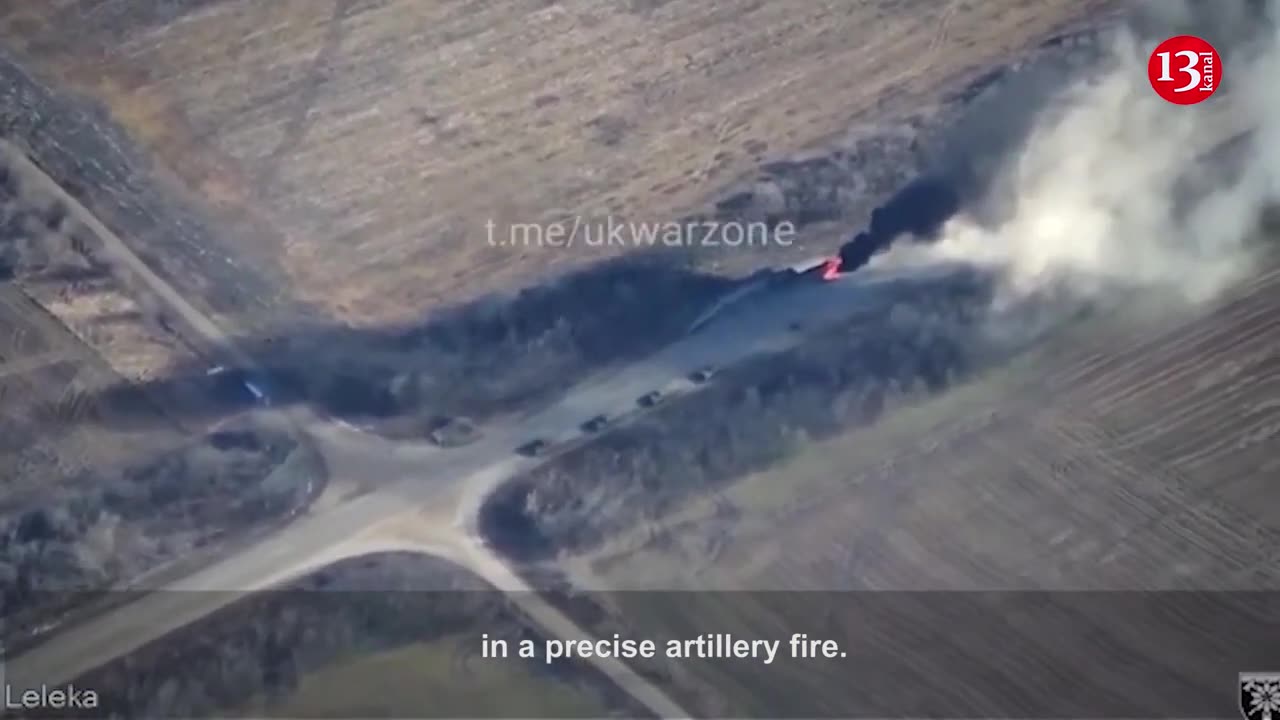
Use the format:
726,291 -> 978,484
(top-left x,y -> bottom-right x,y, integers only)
836,177 -> 961,272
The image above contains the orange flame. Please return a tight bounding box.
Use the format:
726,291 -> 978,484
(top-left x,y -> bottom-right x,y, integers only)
820,257 -> 842,281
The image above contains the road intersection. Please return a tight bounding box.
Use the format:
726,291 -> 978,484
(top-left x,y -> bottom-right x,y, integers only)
5,173 -> 952,715
7,99 -> 1250,712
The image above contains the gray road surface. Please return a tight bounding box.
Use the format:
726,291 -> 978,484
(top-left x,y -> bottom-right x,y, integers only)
5,264 -> 944,689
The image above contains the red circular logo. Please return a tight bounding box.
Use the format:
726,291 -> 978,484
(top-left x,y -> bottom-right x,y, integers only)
1148,35 -> 1221,105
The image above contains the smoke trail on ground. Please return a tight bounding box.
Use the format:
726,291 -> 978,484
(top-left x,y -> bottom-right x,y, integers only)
924,0 -> 1280,304
837,178 -> 959,272
839,0 -> 1280,309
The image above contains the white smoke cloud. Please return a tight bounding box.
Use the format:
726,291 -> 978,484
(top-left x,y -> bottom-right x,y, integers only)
919,0 -> 1280,306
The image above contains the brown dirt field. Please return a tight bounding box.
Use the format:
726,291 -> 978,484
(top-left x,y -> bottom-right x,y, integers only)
546,266 -> 1280,715
0,283 -> 185,505
572,263 -> 1280,591
516,252 -> 1280,715
0,0 -> 1112,327
0,143 -> 206,385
